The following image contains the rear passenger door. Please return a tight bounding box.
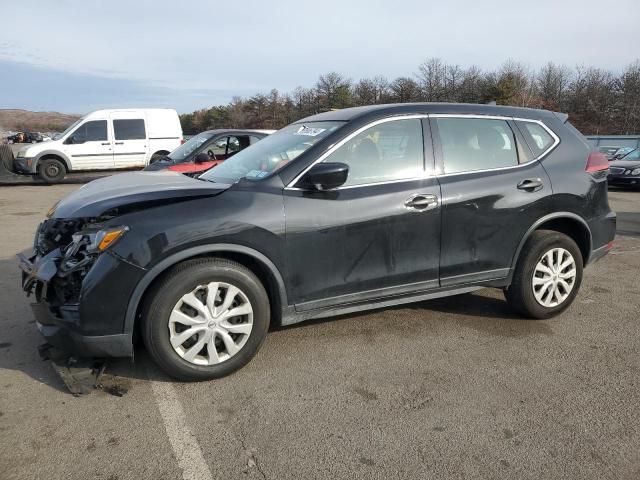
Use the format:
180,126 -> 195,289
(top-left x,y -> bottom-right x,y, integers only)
431,115 -> 555,286
110,114 -> 148,168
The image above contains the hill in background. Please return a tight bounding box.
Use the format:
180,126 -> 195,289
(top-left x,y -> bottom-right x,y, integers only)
0,109 -> 80,133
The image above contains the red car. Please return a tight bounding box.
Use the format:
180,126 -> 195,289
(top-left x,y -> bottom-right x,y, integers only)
145,129 -> 274,176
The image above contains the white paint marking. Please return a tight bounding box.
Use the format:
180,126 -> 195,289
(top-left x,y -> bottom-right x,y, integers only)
148,371 -> 213,480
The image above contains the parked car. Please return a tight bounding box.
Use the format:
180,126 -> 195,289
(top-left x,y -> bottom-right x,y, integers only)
611,146 -> 635,160
144,129 -> 273,176
13,109 -> 183,182
608,148 -> 640,188
7,132 -> 43,144
597,145 -> 621,159
18,103 -> 616,381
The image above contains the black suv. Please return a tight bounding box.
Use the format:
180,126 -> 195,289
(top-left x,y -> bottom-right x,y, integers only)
19,104 -> 616,381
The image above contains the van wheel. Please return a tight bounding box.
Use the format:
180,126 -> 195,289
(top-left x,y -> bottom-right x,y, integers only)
150,152 -> 167,163
141,258 -> 270,381
504,230 -> 583,319
38,158 -> 66,183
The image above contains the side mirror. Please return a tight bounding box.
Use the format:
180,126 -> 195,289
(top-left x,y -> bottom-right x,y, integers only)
300,162 -> 349,190
194,152 -> 210,163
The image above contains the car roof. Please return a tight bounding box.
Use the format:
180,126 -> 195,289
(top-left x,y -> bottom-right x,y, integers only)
295,103 -> 561,124
199,129 -> 271,135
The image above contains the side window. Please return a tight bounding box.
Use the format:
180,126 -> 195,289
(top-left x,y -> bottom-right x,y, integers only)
113,119 -> 146,140
516,121 -> 555,157
435,118 -> 519,174
71,120 -> 107,142
210,137 -> 228,156
228,136 -> 241,153
323,118 -> 424,187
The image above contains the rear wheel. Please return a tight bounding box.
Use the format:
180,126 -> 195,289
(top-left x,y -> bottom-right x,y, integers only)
141,258 -> 270,381
150,151 -> 169,164
38,158 -> 66,183
505,230 -> 583,319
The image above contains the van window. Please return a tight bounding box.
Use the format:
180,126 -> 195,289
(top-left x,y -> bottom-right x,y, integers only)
71,120 -> 108,142
435,117 -> 519,174
323,118 -> 424,187
113,119 -> 146,140
516,121 -> 555,157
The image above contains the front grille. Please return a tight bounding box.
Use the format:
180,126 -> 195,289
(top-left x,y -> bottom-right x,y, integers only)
609,167 -> 625,175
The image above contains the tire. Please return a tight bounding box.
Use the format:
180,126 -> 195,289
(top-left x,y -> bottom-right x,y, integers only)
37,158 -> 66,183
141,258 -> 270,381
504,230 -> 583,319
150,152 -> 168,164
0,144 -> 14,172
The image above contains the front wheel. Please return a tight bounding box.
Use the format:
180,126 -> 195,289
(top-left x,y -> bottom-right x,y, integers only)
38,158 -> 66,183
141,258 -> 270,381
505,230 -> 583,319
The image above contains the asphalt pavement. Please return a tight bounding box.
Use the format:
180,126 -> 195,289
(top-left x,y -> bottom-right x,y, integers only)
0,184 -> 638,480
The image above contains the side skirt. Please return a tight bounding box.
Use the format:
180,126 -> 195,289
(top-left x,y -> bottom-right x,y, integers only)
281,284 -> 485,326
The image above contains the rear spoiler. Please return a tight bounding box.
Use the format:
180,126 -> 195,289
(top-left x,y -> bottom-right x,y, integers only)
552,111 -> 569,123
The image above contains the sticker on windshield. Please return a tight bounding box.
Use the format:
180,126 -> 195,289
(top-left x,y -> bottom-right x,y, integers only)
294,125 -> 326,136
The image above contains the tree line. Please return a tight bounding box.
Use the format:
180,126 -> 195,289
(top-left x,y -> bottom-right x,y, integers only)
180,58 -> 640,136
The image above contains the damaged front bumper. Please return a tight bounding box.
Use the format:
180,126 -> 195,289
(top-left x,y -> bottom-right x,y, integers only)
18,248 -> 139,358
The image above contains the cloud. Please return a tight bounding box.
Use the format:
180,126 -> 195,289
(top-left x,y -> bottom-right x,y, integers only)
1,0 -> 638,112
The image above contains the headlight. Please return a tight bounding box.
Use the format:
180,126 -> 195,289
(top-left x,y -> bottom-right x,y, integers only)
46,201 -> 60,218
75,226 -> 129,253
631,168 -> 640,176
17,151 -> 25,158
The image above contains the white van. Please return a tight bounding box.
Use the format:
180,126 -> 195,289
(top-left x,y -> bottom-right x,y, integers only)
14,108 -> 183,182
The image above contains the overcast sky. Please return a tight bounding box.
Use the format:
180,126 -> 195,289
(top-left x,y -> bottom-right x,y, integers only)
1,0 -> 638,114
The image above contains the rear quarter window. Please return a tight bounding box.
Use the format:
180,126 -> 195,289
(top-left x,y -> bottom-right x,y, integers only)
516,121 -> 555,157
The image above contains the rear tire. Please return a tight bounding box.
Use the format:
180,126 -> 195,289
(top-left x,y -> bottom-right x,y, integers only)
141,258 -> 270,381
505,230 -> 583,319
38,158 -> 66,183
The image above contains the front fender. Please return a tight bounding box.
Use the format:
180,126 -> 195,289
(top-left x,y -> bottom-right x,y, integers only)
122,243 -> 288,336
33,149 -> 72,172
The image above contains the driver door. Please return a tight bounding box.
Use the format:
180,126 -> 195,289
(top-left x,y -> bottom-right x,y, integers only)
62,120 -> 114,170
283,117 -> 442,310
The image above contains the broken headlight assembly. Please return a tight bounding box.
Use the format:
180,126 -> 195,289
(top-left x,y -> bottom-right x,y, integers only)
59,225 -> 129,275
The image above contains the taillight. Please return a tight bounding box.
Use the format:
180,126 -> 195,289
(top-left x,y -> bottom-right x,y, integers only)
586,152 -> 609,172
180,138 -> 185,144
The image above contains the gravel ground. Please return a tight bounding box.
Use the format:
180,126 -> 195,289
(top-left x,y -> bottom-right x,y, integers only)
0,184 -> 638,480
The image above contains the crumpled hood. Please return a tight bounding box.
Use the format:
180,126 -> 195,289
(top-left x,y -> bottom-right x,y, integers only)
53,170 -> 230,218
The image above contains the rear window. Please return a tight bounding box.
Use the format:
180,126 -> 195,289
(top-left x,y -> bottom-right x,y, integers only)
516,121 -> 555,156
113,119 -> 146,140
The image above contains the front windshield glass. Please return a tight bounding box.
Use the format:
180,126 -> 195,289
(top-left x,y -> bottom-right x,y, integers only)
60,118 -> 83,138
621,148 -> 639,161
200,121 -> 343,183
168,132 -> 215,161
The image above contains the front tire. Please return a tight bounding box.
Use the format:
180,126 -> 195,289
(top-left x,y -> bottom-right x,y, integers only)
38,158 -> 66,183
505,230 -> 583,319
141,258 -> 270,381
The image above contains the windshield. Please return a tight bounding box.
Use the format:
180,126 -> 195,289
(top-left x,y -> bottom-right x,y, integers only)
168,132 -> 215,161
200,121 -> 344,184
621,148 -> 640,161
60,118 -> 83,138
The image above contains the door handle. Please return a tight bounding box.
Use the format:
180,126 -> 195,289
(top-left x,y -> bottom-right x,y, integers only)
517,178 -> 543,192
101,142 -> 110,145
115,142 -> 124,145
404,193 -> 438,211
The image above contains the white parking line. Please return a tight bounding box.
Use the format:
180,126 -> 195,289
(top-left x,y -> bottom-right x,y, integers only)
148,374 -> 213,480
